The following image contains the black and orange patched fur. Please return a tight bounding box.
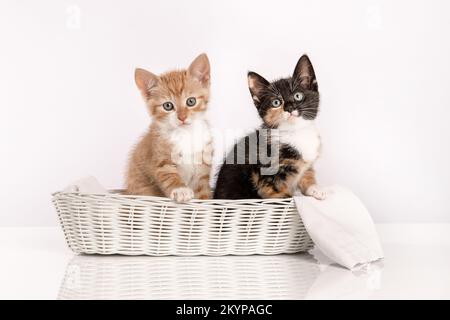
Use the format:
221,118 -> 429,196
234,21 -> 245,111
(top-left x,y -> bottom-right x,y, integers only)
214,55 -> 326,200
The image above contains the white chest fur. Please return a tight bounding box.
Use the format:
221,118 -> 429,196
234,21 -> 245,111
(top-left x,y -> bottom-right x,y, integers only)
278,119 -> 321,163
168,119 -> 211,184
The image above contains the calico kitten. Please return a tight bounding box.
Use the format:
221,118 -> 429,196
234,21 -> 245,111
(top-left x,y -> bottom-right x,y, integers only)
126,53 -> 213,202
214,55 -> 326,200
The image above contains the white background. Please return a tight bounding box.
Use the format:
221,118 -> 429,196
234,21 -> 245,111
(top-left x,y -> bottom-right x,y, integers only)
1,0 -> 449,226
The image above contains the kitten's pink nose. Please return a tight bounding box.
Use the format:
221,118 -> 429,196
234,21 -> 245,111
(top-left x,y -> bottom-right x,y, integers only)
178,114 -> 188,124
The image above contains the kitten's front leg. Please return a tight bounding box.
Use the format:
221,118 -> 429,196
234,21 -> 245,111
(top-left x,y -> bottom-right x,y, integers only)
194,176 -> 211,200
154,163 -> 193,203
299,168 -> 326,200
192,159 -> 212,200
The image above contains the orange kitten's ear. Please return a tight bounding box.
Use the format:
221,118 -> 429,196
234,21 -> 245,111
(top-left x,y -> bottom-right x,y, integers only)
135,68 -> 159,100
187,53 -> 210,86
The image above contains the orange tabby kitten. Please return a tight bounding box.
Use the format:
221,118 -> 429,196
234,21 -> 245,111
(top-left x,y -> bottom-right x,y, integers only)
126,54 -> 213,202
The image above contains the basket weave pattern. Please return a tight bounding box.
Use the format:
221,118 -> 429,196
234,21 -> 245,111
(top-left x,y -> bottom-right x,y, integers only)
53,191 -> 313,256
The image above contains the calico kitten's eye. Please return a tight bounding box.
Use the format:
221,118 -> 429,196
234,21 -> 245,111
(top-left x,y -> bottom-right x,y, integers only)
162,102 -> 174,111
294,92 -> 304,102
271,99 -> 282,108
186,97 -> 197,107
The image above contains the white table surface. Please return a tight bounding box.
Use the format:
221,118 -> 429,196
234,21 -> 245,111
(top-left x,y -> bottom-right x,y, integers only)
1,224 -> 449,299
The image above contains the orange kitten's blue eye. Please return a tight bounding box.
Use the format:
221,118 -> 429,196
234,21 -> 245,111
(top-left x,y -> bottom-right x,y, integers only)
294,92 -> 304,101
162,102 -> 174,111
186,97 -> 197,107
271,99 -> 282,108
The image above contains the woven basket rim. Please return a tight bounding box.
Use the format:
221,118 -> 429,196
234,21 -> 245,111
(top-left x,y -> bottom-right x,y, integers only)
52,189 -> 296,205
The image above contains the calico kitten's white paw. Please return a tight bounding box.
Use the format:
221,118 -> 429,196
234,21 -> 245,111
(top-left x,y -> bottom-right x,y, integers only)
170,187 -> 194,203
306,185 -> 327,200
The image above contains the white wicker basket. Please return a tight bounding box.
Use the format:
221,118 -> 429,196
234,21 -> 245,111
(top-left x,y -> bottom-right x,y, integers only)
58,255 -> 320,300
53,190 -> 313,256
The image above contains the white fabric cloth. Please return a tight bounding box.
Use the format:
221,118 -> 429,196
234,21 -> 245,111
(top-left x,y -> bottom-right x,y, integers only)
294,185 -> 383,270
63,176 -> 108,194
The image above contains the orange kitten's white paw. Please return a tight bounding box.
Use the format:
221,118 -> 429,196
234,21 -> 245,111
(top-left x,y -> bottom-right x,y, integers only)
170,187 -> 194,203
306,185 -> 327,200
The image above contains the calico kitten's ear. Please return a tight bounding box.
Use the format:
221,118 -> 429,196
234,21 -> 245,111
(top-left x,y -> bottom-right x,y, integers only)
248,71 -> 269,104
188,53 -> 210,86
135,68 -> 159,100
293,54 -> 318,91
